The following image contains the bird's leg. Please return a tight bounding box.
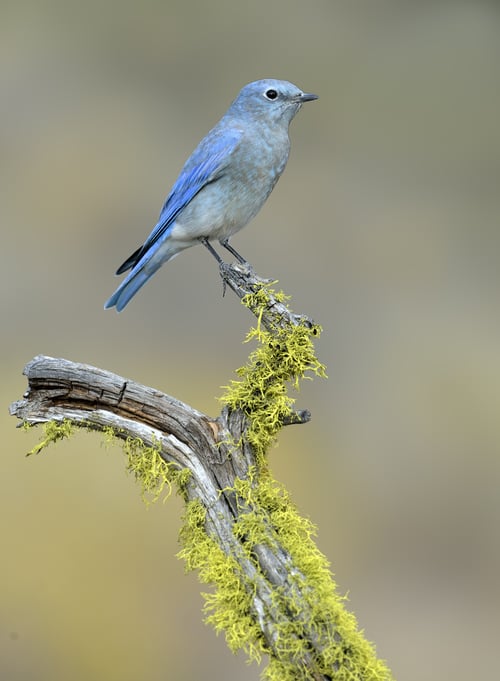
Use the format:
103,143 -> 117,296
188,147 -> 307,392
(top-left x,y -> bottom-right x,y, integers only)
220,239 -> 249,266
200,237 -> 230,296
200,237 -> 223,263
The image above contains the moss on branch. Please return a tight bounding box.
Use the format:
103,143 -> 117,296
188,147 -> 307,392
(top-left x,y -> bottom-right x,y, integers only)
14,278 -> 394,681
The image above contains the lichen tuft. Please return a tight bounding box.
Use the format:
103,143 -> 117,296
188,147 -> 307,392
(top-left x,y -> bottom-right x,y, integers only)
27,419 -> 74,456
220,280 -> 326,461
98,427 -> 192,504
177,475 -> 393,681
238,476 -> 393,680
177,499 -> 265,663
121,435 -> 173,504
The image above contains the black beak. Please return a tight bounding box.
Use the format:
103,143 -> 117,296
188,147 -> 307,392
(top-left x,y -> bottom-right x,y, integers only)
299,92 -> 319,102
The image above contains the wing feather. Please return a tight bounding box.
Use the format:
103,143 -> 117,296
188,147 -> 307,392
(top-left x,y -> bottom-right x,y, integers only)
116,127 -> 243,274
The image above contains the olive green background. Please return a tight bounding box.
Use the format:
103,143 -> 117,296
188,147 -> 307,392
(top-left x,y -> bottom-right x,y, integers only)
2,2 -> 499,679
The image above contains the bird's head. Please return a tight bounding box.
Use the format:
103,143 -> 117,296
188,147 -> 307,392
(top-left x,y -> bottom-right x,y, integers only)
228,79 -> 318,126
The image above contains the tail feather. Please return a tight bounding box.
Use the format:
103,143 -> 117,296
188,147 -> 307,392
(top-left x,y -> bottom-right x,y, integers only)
105,241 -> 169,311
104,266 -> 157,311
115,245 -> 143,275
105,234 -> 191,311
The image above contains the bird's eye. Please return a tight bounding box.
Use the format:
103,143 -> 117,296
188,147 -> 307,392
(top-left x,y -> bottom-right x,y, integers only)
264,89 -> 278,100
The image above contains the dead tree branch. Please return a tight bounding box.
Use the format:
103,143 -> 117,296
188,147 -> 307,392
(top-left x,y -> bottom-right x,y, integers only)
9,263 -> 393,681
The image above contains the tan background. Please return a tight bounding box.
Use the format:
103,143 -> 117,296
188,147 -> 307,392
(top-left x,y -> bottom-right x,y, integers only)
2,2 -> 499,679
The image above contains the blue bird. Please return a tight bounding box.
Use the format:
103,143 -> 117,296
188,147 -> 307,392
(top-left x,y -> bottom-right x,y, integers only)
105,79 -> 318,311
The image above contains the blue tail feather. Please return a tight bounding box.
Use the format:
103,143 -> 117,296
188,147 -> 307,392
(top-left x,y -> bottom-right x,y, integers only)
105,256 -> 166,311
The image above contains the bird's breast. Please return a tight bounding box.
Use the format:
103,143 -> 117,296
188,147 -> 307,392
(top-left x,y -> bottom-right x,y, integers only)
172,126 -> 290,242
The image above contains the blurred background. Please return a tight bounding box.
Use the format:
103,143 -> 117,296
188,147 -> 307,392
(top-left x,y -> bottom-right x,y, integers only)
2,1 -> 499,679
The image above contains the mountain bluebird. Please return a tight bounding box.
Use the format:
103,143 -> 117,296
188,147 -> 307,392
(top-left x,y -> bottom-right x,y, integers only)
105,79 -> 318,311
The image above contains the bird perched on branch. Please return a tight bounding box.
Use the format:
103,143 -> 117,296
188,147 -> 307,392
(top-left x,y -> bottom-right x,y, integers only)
105,79 -> 318,311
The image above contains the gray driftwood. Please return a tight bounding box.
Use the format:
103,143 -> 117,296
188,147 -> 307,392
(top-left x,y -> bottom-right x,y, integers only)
9,263 -> 334,679
10,263 -> 393,681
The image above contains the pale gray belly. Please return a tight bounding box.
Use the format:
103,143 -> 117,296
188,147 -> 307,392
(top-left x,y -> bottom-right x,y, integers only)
171,138 -> 288,242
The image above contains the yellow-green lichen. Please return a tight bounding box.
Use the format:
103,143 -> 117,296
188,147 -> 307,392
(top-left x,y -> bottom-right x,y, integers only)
177,499 -> 265,663
108,431 -> 190,505
101,426 -> 192,504
230,475 -> 393,680
27,419 -> 74,456
179,281 -> 392,678
121,435 -> 172,504
220,281 -> 326,461
26,420 -> 188,505
20,281 -> 393,679
177,476 -> 393,680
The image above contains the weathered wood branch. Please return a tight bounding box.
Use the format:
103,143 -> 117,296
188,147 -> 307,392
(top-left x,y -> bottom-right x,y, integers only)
9,355 -> 322,668
9,264 -> 393,681
218,261 -> 314,333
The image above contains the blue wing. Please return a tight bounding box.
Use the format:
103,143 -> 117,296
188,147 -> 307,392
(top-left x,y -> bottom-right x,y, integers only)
115,127 -> 243,275
105,126 -> 243,311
